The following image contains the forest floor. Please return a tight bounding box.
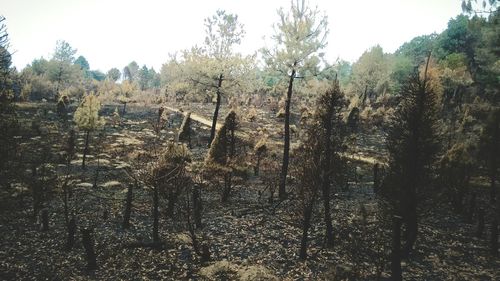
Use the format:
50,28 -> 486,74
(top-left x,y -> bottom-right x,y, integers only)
0,102 -> 498,280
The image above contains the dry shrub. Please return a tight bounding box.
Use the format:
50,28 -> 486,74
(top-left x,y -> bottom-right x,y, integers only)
238,265 -> 278,281
204,110 -> 247,201
347,94 -> 361,111
177,112 -> 191,144
247,107 -> 258,122
275,96 -> 287,118
371,106 -> 389,126
135,90 -> 163,107
275,108 -> 285,118
199,260 -> 238,280
300,106 -> 311,123
199,261 -> 278,281
359,105 -> 373,121
384,107 -> 395,123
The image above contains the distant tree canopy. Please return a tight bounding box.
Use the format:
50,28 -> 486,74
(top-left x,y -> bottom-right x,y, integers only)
0,15 -> 18,189
462,0 -> 499,15
0,16 -> 12,103
74,55 -> 90,71
10,3 -> 499,112
106,68 -> 121,82
53,40 -> 77,63
349,45 -> 392,99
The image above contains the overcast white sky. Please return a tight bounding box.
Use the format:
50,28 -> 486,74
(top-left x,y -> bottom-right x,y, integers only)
1,0 -> 462,72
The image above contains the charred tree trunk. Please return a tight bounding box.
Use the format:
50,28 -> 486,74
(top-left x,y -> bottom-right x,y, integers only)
31,164 -> 40,220
222,121 -> 235,203
491,214 -> 498,256
322,86 -> 335,248
279,70 -> 296,200
491,197 -> 499,256
82,130 -> 90,169
63,182 -> 69,225
373,163 -> 380,193
122,183 -> 133,229
402,199 -> 417,258
361,85 -> 368,106
81,227 -> 97,270
93,155 -> 100,188
490,175 -> 496,204
122,102 -> 127,116
466,192 -> 476,224
40,208 -> 49,231
201,244 -> 211,263
66,215 -> 76,250
391,216 -> 403,281
208,74 -> 223,147
166,190 -> 178,219
476,208 -> 485,238
254,155 -> 261,176
152,185 -> 159,243
222,174 -> 232,203
299,203 -> 313,260
193,183 -> 202,229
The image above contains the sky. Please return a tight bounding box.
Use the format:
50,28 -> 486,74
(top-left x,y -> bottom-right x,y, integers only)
1,0 -> 463,72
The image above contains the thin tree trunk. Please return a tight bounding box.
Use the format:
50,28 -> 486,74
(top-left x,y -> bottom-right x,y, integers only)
299,204 -> 313,260
54,65 -> 63,101
208,74 -> 223,147
467,192 -> 476,224
193,183 -> 202,229
403,200 -> 417,258
66,215 -> 76,250
279,70 -> 296,200
152,185 -> 159,243
222,174 -> 232,203
31,164 -> 40,220
491,212 -> 498,256
361,85 -> 368,106
122,102 -> 127,116
122,183 -> 133,229
491,189 -> 499,256
63,182 -> 69,225
322,86 -> 334,248
254,155 -> 261,176
476,208 -> 485,238
490,175 -> 496,204
93,154 -> 100,188
40,209 -> 49,231
167,190 -> 178,219
221,121 -> 235,202
373,163 -> 380,193
82,130 -> 90,169
391,215 -> 403,281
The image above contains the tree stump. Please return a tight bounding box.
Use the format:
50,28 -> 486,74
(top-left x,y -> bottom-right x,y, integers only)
201,243 -> 211,263
81,227 -> 97,270
122,183 -> 133,229
40,209 -> 49,231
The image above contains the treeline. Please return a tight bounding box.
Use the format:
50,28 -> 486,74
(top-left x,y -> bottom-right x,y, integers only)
3,7 -> 497,127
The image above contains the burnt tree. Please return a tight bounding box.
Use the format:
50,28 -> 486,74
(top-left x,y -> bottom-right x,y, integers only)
316,79 -> 347,248
382,56 -> 440,258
